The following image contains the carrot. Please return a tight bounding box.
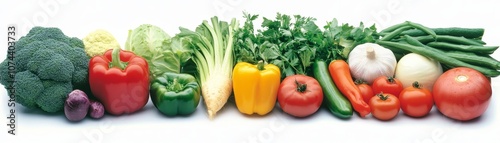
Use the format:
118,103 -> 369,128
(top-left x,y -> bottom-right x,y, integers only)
329,60 -> 371,117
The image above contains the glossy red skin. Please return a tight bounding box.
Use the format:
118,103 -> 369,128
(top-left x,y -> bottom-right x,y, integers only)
369,93 -> 400,121
399,85 -> 433,117
89,49 -> 150,116
433,67 -> 492,121
372,76 -> 404,98
357,83 -> 374,104
277,75 -> 323,117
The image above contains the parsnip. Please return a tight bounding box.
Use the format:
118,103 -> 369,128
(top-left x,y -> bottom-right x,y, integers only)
178,17 -> 239,119
202,74 -> 232,119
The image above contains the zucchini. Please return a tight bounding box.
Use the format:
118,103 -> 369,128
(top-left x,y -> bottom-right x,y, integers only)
312,60 -> 353,119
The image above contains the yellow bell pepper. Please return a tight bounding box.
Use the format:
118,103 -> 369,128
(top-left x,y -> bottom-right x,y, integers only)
232,61 -> 281,115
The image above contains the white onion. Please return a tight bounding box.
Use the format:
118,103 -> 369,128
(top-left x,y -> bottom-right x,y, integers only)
395,53 -> 443,91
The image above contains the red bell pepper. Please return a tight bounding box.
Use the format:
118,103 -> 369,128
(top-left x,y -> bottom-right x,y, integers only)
89,48 -> 150,115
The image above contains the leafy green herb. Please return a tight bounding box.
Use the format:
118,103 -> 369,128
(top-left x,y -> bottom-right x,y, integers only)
234,12 -> 379,78
234,12 -> 323,77
322,19 -> 378,60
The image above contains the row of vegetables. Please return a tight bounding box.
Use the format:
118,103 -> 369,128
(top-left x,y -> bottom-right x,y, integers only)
0,13 -> 496,122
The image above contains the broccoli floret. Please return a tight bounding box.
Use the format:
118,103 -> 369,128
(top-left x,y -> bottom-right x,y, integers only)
13,71 -> 73,113
71,70 -> 88,88
25,48 -> 52,74
0,60 -> 11,86
12,45 -> 38,72
29,49 -> 75,82
38,55 -> 75,82
0,27 -> 91,113
14,71 -> 44,109
70,37 -> 85,50
53,42 -> 89,87
55,44 -> 89,70
15,27 -> 70,51
37,80 -> 72,112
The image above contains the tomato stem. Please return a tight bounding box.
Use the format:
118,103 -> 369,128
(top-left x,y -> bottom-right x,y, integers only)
354,79 -> 366,85
376,93 -> 389,101
295,79 -> 308,93
387,76 -> 396,83
412,81 -> 421,89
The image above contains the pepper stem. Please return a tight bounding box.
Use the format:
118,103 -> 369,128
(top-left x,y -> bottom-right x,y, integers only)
110,48 -> 127,70
257,60 -> 266,71
376,92 -> 389,101
169,78 -> 184,93
295,79 -> 308,93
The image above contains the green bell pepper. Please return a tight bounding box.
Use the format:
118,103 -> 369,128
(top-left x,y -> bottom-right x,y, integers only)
150,72 -> 200,116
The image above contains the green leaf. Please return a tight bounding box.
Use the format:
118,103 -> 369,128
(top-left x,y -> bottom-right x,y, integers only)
270,59 -> 283,68
260,48 -> 280,61
289,56 -> 299,67
169,37 -> 192,66
281,30 -> 292,37
284,66 -> 295,77
125,24 -> 189,79
299,48 -> 313,73
245,38 -> 256,54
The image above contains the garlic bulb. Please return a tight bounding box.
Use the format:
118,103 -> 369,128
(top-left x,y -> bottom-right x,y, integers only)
348,43 -> 397,84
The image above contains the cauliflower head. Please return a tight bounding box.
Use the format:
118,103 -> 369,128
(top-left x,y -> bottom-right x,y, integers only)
83,29 -> 121,57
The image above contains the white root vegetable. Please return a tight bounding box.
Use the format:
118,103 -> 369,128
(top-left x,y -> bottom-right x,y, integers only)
179,17 -> 239,119
202,74 -> 232,118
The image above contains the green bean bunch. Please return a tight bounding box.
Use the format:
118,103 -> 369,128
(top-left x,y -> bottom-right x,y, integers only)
375,21 -> 500,77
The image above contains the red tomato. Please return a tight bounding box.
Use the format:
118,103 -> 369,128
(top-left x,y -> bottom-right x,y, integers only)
372,76 -> 404,98
355,80 -> 374,104
277,75 -> 323,117
399,81 -> 433,117
369,93 -> 400,121
433,67 -> 492,121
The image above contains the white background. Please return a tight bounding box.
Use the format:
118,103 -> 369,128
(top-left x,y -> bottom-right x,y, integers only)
1,0 -> 499,143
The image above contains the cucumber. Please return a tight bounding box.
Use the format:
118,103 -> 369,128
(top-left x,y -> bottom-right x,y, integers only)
312,60 -> 353,119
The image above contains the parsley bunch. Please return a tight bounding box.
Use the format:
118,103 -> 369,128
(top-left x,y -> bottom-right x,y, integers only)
234,12 -> 378,79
